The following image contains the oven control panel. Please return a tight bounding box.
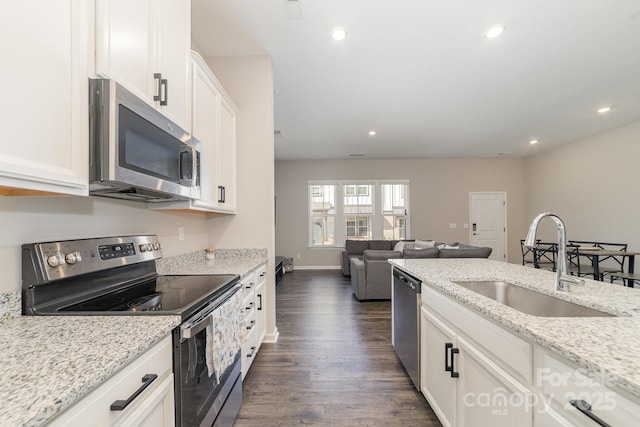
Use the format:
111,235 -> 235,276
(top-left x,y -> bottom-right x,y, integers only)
22,235 -> 163,285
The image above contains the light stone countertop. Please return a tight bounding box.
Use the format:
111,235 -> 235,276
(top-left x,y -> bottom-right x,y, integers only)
156,248 -> 268,277
0,314 -> 180,427
0,248 -> 266,426
389,258 -> 640,400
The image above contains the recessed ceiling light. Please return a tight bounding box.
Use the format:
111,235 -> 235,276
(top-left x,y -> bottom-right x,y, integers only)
597,106 -> 611,114
332,28 -> 347,41
368,130 -> 376,136
529,139 -> 539,145
486,24 -> 505,38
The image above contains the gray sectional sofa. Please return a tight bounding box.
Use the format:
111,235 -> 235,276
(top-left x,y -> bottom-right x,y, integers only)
347,240 -> 492,301
340,239 -> 414,276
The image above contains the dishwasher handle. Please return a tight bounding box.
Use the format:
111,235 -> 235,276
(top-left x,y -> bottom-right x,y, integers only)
393,268 -> 421,293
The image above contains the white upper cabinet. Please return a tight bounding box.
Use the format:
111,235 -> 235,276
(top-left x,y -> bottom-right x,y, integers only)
150,52 -> 237,214
0,0 -> 89,196
95,0 -> 191,131
217,94 -> 238,212
191,55 -> 221,210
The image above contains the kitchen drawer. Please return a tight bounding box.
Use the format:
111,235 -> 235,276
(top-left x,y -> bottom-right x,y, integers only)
242,327 -> 257,379
242,291 -> 255,316
241,271 -> 256,296
244,309 -> 256,332
423,286 -> 532,384
534,345 -> 640,426
49,335 -> 174,426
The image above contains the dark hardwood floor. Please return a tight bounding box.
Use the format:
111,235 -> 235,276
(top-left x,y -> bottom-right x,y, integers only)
235,270 -> 441,426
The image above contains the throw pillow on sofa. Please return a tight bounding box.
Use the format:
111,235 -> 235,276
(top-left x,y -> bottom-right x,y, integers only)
414,239 -> 437,248
393,241 -> 415,251
403,247 -> 440,259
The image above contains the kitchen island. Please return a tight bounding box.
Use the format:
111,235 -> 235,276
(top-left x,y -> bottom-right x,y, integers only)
390,258 -> 640,426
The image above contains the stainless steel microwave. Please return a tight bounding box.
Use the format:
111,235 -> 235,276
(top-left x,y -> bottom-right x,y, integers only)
89,79 -> 200,202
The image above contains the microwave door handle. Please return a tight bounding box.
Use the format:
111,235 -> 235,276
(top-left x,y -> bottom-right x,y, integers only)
178,144 -> 195,185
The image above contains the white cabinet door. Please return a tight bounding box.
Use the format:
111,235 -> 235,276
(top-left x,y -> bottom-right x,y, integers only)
191,58 -> 220,210
95,0 -> 189,130
216,96 -> 237,212
0,0 -> 88,196
421,307 -> 456,427
254,266 -> 267,347
456,336 -> 532,427
154,0 -> 190,130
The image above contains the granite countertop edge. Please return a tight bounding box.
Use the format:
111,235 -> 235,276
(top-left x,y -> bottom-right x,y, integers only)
389,258 -> 640,401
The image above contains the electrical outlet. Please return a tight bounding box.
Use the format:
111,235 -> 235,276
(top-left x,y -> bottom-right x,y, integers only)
178,226 -> 184,241
449,223 -> 457,229
296,253 -> 301,259
463,223 -> 469,229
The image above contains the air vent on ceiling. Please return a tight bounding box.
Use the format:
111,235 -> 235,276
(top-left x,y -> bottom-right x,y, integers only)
349,153 -> 365,157
285,0 -> 302,20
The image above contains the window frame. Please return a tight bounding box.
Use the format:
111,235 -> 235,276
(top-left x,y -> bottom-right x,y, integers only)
308,180 -> 410,248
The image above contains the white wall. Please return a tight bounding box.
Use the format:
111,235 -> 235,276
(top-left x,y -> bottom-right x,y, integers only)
204,55 -> 277,340
275,158 -> 527,266
525,119 -> 640,249
0,196 -> 209,293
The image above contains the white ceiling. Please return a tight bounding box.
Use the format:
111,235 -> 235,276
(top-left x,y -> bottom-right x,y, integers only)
192,0 -> 640,160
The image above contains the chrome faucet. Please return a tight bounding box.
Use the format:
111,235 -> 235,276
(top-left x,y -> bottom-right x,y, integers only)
524,212 -> 584,292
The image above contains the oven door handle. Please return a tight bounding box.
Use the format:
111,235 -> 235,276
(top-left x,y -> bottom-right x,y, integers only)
182,315 -> 212,339
180,282 -> 241,340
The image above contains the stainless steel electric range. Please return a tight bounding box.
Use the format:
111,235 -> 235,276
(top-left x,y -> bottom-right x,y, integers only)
22,235 -> 243,427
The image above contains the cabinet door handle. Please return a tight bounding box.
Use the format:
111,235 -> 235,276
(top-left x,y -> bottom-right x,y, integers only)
218,185 -> 225,203
160,78 -> 168,106
445,343 -> 453,372
153,73 -> 162,102
450,347 -> 460,378
110,374 -> 158,411
257,294 -> 263,311
570,400 -> 611,427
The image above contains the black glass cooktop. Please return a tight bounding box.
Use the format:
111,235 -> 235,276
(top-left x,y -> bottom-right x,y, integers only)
58,274 -> 238,318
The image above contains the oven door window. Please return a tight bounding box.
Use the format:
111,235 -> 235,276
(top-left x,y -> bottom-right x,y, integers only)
179,326 -> 220,426
118,105 -> 186,184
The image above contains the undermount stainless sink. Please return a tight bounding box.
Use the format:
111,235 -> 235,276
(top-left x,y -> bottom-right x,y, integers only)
452,281 -> 614,317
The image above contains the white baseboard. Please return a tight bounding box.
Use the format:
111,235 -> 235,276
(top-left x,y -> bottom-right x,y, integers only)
290,265 -> 341,270
264,327 -> 279,343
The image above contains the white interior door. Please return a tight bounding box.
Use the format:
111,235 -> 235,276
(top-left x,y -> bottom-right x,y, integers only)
469,192 -> 507,261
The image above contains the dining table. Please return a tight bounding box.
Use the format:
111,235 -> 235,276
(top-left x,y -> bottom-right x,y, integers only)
576,247 -> 640,285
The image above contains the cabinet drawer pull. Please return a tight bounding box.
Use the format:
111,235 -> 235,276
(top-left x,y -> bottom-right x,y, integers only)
246,346 -> 256,358
245,302 -> 254,310
570,400 -> 611,427
110,374 -> 158,411
445,343 -> 453,372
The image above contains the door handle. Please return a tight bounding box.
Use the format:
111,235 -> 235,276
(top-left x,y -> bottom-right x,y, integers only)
153,73 -> 162,102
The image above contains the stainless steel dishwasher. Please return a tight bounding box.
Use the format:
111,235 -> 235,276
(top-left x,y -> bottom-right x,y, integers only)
392,267 -> 422,390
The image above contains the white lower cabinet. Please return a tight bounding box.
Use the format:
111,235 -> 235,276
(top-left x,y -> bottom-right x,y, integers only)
240,263 -> 267,379
421,306 -> 531,427
49,335 -> 174,427
420,284 -> 640,427
532,345 -> 640,427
